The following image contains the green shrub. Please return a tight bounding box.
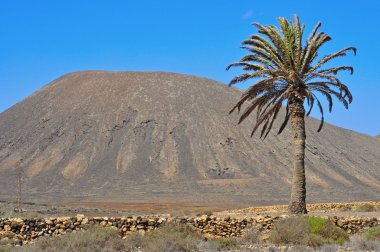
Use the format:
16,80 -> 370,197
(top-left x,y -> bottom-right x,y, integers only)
308,217 -> 348,245
308,217 -> 328,234
269,216 -> 348,247
364,226 -> 380,241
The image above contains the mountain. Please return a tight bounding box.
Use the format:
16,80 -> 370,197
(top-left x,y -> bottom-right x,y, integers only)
0,71 -> 379,206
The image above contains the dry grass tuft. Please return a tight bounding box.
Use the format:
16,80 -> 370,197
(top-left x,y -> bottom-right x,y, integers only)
354,203 -> 379,212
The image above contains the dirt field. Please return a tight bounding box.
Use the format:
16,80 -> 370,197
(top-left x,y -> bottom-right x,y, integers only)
1,200 -> 379,218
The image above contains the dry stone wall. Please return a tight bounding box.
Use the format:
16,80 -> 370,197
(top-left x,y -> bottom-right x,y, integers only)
0,214 -> 378,245
331,216 -> 379,234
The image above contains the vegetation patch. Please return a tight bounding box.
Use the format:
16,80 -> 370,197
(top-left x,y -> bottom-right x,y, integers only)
364,226 -> 380,241
269,216 -> 348,247
137,223 -> 202,252
11,223 -> 204,252
337,205 -> 352,211
355,203 -> 378,212
210,237 -> 238,250
15,226 -> 125,252
308,217 -> 348,245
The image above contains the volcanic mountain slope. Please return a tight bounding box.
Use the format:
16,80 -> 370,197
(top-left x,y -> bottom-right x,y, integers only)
0,71 -> 379,205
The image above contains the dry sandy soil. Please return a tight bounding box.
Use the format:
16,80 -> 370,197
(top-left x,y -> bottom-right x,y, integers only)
2,200 -> 379,218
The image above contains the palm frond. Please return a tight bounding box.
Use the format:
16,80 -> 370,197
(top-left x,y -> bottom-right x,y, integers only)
307,47 -> 356,74
318,66 -> 354,75
278,103 -> 290,134
227,15 -> 355,136
312,94 -> 325,132
227,72 -> 265,86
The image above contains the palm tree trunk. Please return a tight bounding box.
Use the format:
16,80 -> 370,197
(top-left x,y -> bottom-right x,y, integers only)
288,98 -> 307,214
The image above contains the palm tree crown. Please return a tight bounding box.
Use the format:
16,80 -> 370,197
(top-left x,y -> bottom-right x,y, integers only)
227,15 -> 356,138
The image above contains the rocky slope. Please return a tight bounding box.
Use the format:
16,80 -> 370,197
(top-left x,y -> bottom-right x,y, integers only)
0,71 -> 379,205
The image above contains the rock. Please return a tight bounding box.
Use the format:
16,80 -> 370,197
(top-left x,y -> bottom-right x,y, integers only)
337,219 -> 346,227
81,218 -> 89,225
136,225 -> 145,230
260,233 -> 270,241
10,222 -> 19,228
13,218 -> 24,224
76,214 -> 85,222
14,239 -> 23,246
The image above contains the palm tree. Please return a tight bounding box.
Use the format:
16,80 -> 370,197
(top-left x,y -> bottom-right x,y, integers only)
227,15 -> 356,214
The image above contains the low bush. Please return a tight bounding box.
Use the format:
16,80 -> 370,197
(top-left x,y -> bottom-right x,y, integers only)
354,203 -> 378,212
0,204 -> 17,218
337,205 -> 352,211
269,216 -> 348,247
342,234 -> 380,252
269,216 -> 311,246
210,237 -> 237,250
17,225 -> 126,252
308,217 -> 348,245
123,232 -> 145,251
14,223 -> 203,252
364,226 -> 380,241
10,222 -> 250,252
239,227 -> 260,245
194,209 -> 213,217
138,222 -> 202,252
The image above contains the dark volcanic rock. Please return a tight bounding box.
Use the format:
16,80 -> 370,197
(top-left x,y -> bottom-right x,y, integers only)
0,71 -> 379,205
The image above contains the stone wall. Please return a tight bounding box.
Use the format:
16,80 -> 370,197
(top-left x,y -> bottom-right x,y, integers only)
0,214 -> 378,245
331,216 -> 379,234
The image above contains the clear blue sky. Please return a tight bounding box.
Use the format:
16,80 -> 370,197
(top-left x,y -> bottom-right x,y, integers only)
0,0 -> 379,136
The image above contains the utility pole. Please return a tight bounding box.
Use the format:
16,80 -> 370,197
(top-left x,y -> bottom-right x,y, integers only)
16,159 -> 23,212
